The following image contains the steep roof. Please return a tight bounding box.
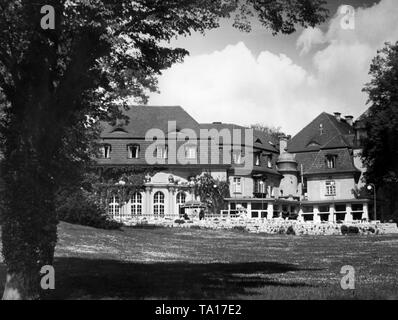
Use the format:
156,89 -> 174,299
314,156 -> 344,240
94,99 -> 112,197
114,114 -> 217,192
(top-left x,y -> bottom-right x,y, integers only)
288,112 -> 355,153
100,106 -> 200,138
295,148 -> 360,176
199,123 -> 279,153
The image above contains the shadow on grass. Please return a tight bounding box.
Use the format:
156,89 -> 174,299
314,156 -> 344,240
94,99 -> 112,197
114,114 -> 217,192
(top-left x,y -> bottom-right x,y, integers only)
28,257 -> 321,300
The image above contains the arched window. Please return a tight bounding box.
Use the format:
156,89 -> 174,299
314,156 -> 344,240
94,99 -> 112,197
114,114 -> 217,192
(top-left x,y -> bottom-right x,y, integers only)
108,196 -> 120,218
176,192 -> 186,207
131,192 -> 142,215
153,191 -> 165,216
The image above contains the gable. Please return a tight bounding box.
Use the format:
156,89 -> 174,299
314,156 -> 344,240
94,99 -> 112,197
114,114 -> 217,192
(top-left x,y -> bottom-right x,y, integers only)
288,113 -> 355,153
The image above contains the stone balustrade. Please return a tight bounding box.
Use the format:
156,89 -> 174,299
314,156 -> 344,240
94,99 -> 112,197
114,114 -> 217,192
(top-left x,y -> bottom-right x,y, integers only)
123,217 -> 398,235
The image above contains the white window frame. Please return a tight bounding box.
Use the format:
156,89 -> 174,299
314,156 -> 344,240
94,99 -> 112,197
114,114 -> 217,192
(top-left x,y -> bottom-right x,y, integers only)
233,177 -> 242,193
100,144 -> 111,159
233,150 -> 243,164
108,196 -> 120,218
176,192 -> 186,209
128,144 -> 140,159
185,146 -> 197,159
156,145 -> 168,159
131,192 -> 142,215
267,155 -> 272,168
326,155 -> 337,169
254,179 -> 265,194
153,191 -> 165,216
255,153 -> 260,166
326,180 -> 336,196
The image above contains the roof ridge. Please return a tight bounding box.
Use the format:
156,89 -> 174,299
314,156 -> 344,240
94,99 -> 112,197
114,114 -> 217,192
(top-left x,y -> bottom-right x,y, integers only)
325,113 -> 342,134
290,112 -> 326,142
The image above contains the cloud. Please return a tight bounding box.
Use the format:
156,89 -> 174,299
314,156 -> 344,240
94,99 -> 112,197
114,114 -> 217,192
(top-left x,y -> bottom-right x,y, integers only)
297,27 -> 325,55
149,0 -> 398,135
149,42 -> 319,134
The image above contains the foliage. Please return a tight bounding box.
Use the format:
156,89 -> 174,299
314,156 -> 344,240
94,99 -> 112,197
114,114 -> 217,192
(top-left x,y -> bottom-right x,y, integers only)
193,173 -> 230,214
0,0 -> 328,299
56,189 -> 122,230
286,225 -> 296,235
250,124 -> 286,142
91,166 -> 156,203
361,42 -> 398,220
341,225 -> 349,235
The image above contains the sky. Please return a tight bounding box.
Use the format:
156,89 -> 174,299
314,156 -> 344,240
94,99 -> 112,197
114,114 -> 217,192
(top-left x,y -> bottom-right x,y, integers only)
148,0 -> 398,135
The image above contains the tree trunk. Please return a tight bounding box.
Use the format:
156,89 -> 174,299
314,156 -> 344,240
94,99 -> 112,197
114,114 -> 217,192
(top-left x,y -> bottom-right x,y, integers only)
1,143 -> 58,300
2,271 -> 40,300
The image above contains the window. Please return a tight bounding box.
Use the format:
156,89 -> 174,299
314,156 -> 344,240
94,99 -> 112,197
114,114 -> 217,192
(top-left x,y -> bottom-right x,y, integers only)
131,192 -> 142,215
254,153 -> 261,166
127,144 -> 140,159
232,150 -> 243,164
185,146 -> 197,159
232,177 -> 242,193
326,180 -> 336,196
176,192 -> 186,210
267,155 -> 272,168
254,179 -> 266,193
156,145 -> 168,159
153,191 -> 165,216
100,144 -> 111,159
108,196 -> 120,218
326,155 -> 337,169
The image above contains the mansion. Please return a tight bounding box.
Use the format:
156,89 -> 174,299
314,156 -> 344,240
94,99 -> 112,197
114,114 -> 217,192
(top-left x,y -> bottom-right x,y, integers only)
97,106 -> 370,223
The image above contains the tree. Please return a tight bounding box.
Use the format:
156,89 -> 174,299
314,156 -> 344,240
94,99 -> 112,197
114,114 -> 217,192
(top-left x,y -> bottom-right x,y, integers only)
193,173 -> 230,215
361,42 -> 398,221
0,0 -> 328,299
250,123 -> 286,143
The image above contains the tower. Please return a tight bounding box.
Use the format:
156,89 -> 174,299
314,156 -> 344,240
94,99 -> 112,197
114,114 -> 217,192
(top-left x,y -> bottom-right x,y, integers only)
277,135 -> 299,199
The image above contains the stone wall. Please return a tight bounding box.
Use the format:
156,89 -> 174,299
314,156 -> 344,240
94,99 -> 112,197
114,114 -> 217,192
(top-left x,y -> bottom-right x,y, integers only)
125,218 -> 398,236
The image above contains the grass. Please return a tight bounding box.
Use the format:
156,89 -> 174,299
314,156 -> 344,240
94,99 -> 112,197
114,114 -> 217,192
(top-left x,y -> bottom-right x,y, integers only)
1,222 -> 398,299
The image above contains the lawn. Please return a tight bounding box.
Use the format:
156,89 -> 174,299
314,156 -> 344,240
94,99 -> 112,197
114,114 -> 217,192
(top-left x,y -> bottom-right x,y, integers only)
0,222 -> 398,299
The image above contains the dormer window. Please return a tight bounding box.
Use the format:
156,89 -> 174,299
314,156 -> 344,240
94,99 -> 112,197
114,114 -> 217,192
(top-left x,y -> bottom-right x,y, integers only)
254,153 -> 261,166
99,144 -> 111,159
185,146 -> 197,159
156,145 -> 168,159
326,155 -> 337,169
127,144 -> 140,159
267,155 -> 272,168
232,150 -> 243,164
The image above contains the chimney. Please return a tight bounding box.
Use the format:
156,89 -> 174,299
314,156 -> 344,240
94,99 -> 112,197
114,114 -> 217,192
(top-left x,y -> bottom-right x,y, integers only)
279,134 -> 288,154
345,115 -> 354,126
334,112 -> 341,122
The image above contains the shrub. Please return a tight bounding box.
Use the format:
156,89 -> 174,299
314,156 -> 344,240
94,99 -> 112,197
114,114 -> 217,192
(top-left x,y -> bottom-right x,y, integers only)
348,226 -> 359,234
233,226 -> 246,232
56,190 -> 122,230
341,225 -> 349,235
174,219 -> 185,224
286,225 -> 296,235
